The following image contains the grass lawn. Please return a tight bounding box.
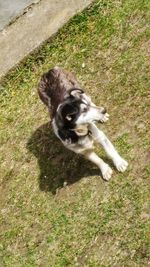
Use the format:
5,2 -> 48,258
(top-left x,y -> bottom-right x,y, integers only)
0,0 -> 150,266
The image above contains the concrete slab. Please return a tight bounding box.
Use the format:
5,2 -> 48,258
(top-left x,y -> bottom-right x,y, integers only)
0,0 -> 94,79
0,0 -> 39,31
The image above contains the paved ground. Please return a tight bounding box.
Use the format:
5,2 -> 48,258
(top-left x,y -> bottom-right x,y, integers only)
0,0 -> 39,31
0,0 -> 93,79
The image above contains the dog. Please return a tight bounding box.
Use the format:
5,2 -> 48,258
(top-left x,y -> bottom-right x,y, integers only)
38,66 -> 128,180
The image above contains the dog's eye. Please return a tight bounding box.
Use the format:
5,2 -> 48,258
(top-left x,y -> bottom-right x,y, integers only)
83,107 -> 88,112
81,103 -> 88,113
66,115 -> 72,121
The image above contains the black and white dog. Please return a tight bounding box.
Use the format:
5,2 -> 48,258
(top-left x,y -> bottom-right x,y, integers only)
38,66 -> 128,180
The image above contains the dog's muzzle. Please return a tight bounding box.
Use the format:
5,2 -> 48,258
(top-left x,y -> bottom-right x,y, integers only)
101,107 -> 107,114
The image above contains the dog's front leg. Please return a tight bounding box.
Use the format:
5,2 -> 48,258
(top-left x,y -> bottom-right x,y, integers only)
68,143 -> 112,180
89,123 -> 128,172
83,150 -> 113,181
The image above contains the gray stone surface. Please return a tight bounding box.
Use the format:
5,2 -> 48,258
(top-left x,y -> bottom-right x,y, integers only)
0,0 -> 94,79
0,0 -> 39,31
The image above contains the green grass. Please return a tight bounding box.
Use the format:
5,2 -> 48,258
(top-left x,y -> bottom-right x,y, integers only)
0,0 -> 150,266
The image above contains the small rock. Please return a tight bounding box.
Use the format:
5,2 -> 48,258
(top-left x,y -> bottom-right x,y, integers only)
63,181 -> 67,187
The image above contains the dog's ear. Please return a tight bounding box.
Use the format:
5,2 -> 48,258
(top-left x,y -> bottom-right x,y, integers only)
69,88 -> 84,99
74,125 -> 89,136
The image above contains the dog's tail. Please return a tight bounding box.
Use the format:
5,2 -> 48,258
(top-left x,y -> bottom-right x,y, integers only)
38,69 -> 54,107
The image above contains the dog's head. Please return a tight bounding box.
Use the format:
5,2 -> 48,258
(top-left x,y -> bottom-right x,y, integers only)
56,88 -> 107,129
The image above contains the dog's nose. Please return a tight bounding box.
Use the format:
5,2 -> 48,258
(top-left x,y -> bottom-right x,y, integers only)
101,108 -> 107,114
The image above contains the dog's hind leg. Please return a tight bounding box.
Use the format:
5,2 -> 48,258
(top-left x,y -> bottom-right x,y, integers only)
82,150 -> 113,181
89,123 -> 128,172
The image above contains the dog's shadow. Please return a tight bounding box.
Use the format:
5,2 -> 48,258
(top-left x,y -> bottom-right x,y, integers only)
27,122 -> 100,194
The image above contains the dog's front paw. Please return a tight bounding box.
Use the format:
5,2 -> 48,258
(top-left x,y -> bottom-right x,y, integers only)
101,164 -> 113,181
115,158 -> 128,172
100,113 -> 109,123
